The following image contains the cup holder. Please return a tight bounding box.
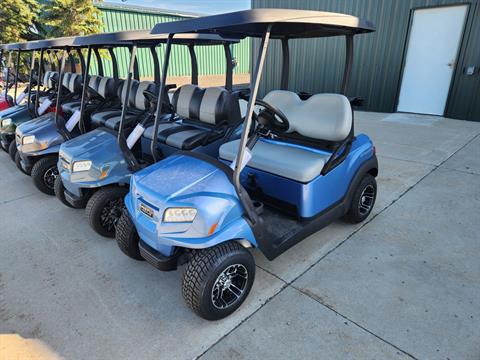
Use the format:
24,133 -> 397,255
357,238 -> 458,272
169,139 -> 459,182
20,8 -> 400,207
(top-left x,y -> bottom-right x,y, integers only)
252,200 -> 264,215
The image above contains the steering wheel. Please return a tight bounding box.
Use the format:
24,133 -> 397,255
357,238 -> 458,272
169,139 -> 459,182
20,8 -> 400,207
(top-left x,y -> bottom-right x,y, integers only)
254,98 -> 290,133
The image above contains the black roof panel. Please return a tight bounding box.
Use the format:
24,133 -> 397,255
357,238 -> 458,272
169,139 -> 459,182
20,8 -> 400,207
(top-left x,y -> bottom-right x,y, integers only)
151,8 -> 375,39
73,30 -> 239,46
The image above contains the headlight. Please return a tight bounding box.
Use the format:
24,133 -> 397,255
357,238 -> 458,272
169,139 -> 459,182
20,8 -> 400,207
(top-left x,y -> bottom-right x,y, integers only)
1,118 -> 12,127
22,135 -> 35,145
163,207 -> 197,223
72,160 -> 92,172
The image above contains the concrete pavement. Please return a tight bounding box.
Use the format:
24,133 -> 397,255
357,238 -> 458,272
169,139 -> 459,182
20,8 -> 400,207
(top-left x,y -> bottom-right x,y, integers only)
0,112 -> 479,359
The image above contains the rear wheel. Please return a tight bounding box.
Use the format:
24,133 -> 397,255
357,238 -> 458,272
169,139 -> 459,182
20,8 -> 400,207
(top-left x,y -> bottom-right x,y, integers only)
344,173 -> 377,223
182,241 -> 255,320
54,176 -> 76,208
31,155 -> 58,195
115,209 -> 144,260
8,141 -> 17,162
15,151 -> 31,176
86,186 -> 128,238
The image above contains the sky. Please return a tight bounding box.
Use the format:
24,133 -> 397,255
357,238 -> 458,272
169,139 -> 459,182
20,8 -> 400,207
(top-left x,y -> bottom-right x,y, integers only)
107,0 -> 251,15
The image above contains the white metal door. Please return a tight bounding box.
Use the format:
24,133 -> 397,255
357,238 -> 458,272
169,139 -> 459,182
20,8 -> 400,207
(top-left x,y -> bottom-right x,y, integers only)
397,5 -> 468,115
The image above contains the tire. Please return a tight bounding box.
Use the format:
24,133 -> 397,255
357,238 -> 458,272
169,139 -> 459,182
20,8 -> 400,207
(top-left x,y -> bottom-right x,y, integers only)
182,241 -> 255,320
54,176 -> 76,208
15,151 -> 31,176
31,155 -> 58,195
8,140 -> 17,162
344,173 -> 377,223
0,141 -> 7,152
86,186 -> 128,238
115,208 -> 144,260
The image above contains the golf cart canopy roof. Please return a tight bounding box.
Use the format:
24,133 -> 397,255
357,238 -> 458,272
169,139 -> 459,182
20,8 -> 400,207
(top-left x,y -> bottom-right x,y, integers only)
73,30 -> 239,46
25,36 -> 78,50
2,42 -> 29,51
151,8 -> 375,39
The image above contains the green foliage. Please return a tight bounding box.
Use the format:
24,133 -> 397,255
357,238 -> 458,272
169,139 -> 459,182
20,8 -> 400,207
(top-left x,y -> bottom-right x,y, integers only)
0,0 -> 40,43
41,0 -> 103,37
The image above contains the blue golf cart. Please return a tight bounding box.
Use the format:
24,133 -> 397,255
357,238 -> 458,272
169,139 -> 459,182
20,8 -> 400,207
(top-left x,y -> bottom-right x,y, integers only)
56,31 -> 243,238
0,40 -> 52,160
116,9 -> 378,320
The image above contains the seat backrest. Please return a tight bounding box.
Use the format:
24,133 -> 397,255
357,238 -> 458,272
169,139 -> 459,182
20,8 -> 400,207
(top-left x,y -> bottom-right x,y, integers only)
61,72 -> 82,94
88,75 -> 118,100
43,71 -> 58,88
263,90 -> 352,142
120,79 -> 153,110
172,84 -> 240,126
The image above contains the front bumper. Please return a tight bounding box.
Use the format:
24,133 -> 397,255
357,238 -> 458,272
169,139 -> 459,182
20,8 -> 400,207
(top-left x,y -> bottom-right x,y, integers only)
63,187 -> 90,208
18,152 -> 36,174
139,240 -> 180,271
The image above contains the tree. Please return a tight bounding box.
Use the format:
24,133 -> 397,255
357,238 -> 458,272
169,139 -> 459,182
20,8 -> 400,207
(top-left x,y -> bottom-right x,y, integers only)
0,0 -> 40,43
41,0 -> 103,37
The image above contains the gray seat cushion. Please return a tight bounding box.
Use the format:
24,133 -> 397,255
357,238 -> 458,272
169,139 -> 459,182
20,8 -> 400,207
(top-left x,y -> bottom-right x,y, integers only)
219,139 -> 330,183
143,122 -> 215,150
91,110 -> 122,128
62,100 -> 81,113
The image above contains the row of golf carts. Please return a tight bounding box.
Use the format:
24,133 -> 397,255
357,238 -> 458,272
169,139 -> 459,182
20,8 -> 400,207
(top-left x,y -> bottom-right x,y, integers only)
0,9 -> 378,320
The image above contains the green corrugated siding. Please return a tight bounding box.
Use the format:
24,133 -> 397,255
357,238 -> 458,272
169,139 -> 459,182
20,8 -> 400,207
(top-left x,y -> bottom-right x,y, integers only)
252,0 -> 480,121
94,6 -> 250,79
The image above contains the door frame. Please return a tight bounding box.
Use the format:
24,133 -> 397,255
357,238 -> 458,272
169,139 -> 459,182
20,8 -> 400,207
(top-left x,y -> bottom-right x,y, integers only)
394,2 -> 472,116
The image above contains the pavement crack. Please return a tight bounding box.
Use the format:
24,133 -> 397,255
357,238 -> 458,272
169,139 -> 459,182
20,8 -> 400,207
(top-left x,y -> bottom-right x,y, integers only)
0,193 -> 36,206
292,284 -> 419,359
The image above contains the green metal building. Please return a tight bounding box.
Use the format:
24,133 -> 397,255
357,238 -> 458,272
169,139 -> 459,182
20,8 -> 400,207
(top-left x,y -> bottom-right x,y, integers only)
252,0 -> 480,121
94,2 -> 250,79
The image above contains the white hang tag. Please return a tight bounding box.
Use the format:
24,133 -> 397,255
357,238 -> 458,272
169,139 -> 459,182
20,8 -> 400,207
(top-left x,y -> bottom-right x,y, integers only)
0,90 -> 5,97
65,110 -> 81,132
230,147 -> 252,171
38,98 -> 52,115
126,124 -> 145,149
16,91 -> 27,104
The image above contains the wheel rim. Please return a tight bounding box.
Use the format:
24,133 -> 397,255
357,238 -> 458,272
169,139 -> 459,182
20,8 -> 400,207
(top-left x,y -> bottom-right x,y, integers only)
211,264 -> 248,310
358,184 -> 375,215
100,197 -> 124,233
44,166 -> 58,190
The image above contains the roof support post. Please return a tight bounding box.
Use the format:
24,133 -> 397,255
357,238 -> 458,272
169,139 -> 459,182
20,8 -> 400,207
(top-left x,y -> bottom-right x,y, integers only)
341,34 -> 354,95
151,34 -> 173,162
280,38 -> 289,90
233,25 -> 272,224
5,52 -> 11,101
108,48 -> 118,79
79,46 -> 92,134
34,49 -> 45,116
93,48 -> 104,76
188,45 -> 198,85
26,50 -> 36,110
116,45 -> 141,170
13,49 -> 20,103
224,43 -> 233,91
150,46 -> 160,84
55,48 -> 69,138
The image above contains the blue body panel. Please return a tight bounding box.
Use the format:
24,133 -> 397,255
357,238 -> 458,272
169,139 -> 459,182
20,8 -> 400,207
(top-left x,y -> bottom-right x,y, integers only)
126,155 -> 256,256
16,113 -> 64,156
236,134 -> 374,218
0,104 -> 26,119
59,120 -> 242,200
126,134 -> 375,256
59,129 -> 131,196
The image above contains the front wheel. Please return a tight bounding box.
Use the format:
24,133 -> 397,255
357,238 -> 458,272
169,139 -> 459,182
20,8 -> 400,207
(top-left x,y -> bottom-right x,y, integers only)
115,209 -> 144,260
31,155 -> 58,195
344,173 -> 377,223
8,141 -> 17,162
86,186 -> 128,238
182,241 -> 255,320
